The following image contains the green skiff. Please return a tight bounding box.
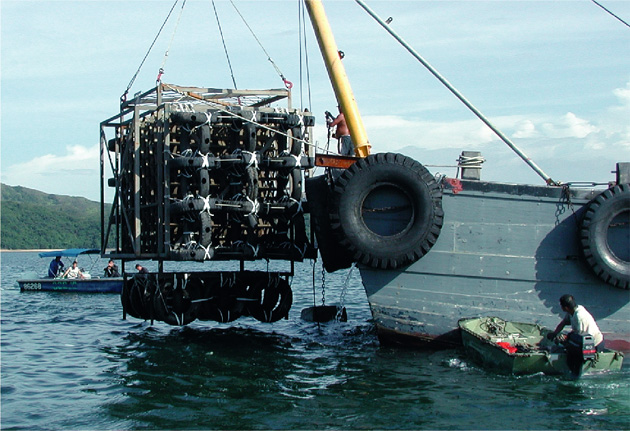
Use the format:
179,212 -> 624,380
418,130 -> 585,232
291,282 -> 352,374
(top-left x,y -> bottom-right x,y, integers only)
458,316 -> 624,376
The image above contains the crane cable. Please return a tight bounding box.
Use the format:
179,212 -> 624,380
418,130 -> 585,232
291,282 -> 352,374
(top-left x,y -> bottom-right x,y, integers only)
298,0 -> 313,111
157,0 -> 188,84
228,0 -> 293,89
121,0 -> 181,105
212,0 -> 238,89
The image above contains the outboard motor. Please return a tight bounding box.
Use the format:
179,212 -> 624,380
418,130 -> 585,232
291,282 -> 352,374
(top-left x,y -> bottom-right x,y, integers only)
582,335 -> 597,361
566,333 -> 597,376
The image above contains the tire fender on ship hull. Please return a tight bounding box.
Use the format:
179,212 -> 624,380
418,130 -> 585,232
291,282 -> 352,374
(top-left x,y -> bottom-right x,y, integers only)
580,183 -> 630,289
330,153 -> 444,269
305,175 -> 354,272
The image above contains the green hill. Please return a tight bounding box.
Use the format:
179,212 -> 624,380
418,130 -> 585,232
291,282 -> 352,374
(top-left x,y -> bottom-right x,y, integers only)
1,184 -> 104,250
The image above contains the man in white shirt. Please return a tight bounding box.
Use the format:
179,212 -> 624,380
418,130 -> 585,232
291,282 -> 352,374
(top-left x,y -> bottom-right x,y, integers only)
62,261 -> 84,279
547,294 -> 605,375
548,294 -> 604,347
548,294 -> 604,348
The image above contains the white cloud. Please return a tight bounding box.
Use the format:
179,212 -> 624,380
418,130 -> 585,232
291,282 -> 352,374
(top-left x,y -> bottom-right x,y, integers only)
2,144 -> 102,201
513,120 -> 537,139
609,81 -> 630,146
613,83 -> 630,106
540,112 -> 598,139
331,81 -> 627,186
360,115 -> 500,153
564,112 -> 599,139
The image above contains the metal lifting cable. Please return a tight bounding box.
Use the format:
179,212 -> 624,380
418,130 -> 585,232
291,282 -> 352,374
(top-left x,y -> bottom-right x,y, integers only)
228,0 -> 293,89
354,0 -> 558,186
158,0 -> 187,83
212,0 -> 238,89
122,0 -> 181,104
298,0 -> 313,111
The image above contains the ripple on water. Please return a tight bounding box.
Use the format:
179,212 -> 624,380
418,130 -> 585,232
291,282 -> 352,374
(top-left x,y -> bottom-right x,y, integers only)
2,253 -> 629,430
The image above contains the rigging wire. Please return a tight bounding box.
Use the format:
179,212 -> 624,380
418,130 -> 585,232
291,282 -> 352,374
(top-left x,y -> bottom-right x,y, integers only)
298,0 -> 313,111
228,0 -> 293,89
355,0 -> 557,185
158,0 -> 188,83
212,0 -> 239,89
298,1 -> 304,109
121,0 -> 181,104
591,0 -> 630,29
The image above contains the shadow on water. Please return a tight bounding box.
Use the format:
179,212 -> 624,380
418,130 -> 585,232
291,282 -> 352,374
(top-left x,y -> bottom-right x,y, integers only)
100,323 -> 386,430
97,322 -> 478,430
98,320 -> 630,430
104,327 -> 294,428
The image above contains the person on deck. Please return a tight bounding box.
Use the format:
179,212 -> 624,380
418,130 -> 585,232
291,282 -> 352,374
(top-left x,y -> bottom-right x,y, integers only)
104,260 -> 120,277
62,261 -> 84,279
48,256 -> 65,278
326,106 -> 354,156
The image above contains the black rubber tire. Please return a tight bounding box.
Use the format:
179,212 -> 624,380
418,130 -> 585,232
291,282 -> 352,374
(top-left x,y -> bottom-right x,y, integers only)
193,274 -> 243,323
580,183 -> 630,289
330,153 -> 443,269
305,176 -> 354,272
247,275 -> 292,322
152,275 -> 197,326
123,275 -> 154,320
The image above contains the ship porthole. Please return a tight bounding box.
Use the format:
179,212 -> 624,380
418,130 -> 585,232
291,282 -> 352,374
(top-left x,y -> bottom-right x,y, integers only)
330,152 -> 444,269
580,183 -> 630,290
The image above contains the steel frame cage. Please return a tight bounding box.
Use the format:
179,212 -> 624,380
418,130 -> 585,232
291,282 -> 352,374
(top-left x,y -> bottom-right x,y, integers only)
100,83 -> 315,271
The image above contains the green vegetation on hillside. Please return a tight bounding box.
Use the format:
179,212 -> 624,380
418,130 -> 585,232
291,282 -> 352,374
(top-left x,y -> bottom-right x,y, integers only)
1,184 -> 104,250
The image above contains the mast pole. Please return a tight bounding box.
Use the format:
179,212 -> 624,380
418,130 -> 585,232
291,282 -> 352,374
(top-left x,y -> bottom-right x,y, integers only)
304,0 -> 370,158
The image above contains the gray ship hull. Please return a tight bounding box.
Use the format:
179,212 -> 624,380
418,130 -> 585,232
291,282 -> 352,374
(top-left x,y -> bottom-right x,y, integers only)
359,178 -> 630,351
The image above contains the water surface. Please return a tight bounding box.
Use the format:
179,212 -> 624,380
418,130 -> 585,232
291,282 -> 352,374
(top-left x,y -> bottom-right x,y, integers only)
2,251 -> 628,430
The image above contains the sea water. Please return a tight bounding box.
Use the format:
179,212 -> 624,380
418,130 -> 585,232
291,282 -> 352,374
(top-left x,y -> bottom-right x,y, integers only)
1,251 -> 629,430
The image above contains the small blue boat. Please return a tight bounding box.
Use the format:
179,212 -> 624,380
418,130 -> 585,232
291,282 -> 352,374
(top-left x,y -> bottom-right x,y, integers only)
18,249 -> 123,293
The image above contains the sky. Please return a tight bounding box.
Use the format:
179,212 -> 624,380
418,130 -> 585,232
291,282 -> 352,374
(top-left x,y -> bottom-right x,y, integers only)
1,0 -> 629,202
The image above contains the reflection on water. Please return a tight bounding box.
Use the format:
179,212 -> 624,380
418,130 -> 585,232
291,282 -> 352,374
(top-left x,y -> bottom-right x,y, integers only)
2,252 -> 629,430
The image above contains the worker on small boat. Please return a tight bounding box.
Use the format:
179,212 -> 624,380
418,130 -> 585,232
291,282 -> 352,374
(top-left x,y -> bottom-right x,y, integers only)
62,261 -> 84,279
326,106 -> 353,156
548,294 -> 604,375
547,294 -> 604,350
48,256 -> 65,278
104,260 -> 120,277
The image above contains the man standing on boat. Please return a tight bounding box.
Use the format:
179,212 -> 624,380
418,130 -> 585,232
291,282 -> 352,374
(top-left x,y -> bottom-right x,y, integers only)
326,106 -> 353,156
48,256 -> 64,278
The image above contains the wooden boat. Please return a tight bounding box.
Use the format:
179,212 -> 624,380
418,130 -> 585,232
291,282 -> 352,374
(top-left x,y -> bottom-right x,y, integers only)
18,249 -> 123,293
458,316 -> 624,376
